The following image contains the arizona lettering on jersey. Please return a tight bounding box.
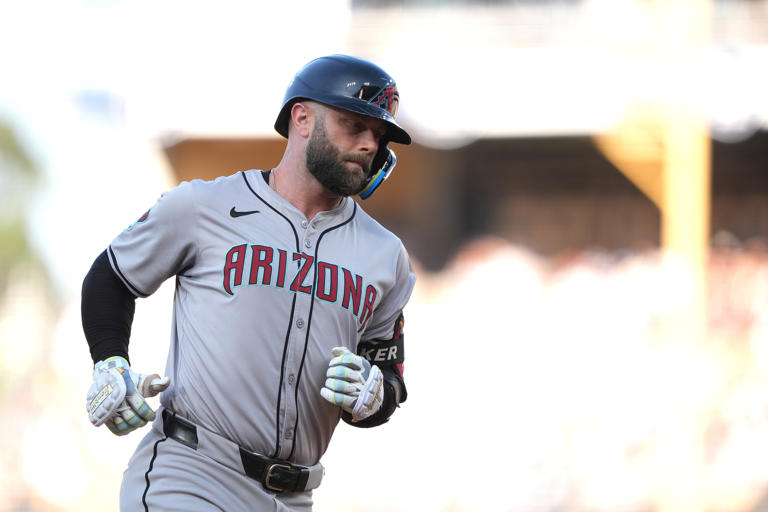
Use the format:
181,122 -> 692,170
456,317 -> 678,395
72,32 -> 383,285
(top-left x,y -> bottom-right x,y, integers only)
223,244 -> 378,330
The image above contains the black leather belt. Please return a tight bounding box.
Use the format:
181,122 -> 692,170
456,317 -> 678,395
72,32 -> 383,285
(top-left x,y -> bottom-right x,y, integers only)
162,409 -> 311,493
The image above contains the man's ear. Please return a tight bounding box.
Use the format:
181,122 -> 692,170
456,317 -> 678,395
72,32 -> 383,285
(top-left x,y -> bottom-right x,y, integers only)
289,102 -> 314,139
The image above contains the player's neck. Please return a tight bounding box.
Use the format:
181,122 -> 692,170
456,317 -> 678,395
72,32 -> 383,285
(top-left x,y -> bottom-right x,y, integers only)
270,164 -> 343,221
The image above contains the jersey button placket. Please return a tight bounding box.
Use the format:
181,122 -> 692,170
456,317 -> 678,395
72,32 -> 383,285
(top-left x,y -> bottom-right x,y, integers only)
280,256 -> 314,458
303,219 -> 314,250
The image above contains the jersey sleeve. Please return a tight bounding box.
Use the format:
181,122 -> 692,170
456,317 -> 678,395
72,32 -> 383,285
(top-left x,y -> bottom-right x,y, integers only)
107,181 -> 199,297
360,241 -> 416,341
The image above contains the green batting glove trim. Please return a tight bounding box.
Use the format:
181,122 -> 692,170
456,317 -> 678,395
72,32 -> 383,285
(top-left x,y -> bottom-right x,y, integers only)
332,366 -> 349,378
135,402 -> 153,420
101,356 -> 129,369
124,413 -> 144,427
112,417 -> 129,430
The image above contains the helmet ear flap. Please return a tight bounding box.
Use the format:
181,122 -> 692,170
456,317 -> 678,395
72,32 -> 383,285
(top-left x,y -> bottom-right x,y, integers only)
359,145 -> 397,200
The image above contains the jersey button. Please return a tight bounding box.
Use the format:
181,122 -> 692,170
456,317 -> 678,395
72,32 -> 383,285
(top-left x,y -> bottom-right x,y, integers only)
288,374 -> 295,385
296,318 -> 305,329
284,429 -> 293,439
304,239 -> 312,248
301,220 -> 308,229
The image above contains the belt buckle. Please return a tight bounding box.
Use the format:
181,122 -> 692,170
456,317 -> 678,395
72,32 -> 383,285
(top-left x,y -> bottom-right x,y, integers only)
264,463 -> 292,493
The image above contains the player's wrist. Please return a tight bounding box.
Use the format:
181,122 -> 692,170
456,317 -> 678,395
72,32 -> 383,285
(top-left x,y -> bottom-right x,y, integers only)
95,355 -> 130,371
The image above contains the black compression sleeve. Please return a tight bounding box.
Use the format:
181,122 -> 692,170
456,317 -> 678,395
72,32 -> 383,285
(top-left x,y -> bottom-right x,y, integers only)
81,249 -> 136,364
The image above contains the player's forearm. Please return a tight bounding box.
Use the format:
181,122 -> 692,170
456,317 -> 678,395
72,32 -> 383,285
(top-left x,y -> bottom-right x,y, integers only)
81,249 -> 136,364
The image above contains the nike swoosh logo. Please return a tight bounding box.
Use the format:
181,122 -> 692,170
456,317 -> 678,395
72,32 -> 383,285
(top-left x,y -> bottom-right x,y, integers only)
230,207 -> 260,218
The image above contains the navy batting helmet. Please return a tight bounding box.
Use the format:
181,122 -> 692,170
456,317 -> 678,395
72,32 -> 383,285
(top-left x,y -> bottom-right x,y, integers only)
275,54 -> 411,199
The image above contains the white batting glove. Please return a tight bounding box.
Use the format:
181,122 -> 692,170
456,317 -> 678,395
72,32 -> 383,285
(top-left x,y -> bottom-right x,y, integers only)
86,356 -> 170,436
320,346 -> 383,422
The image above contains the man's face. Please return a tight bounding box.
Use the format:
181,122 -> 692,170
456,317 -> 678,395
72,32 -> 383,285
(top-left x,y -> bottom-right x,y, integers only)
305,107 -> 386,197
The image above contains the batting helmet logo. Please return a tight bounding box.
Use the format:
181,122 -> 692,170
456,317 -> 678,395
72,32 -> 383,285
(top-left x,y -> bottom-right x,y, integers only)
368,85 -> 398,117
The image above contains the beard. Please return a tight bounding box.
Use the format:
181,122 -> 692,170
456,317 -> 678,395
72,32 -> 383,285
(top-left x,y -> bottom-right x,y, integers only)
305,119 -> 372,197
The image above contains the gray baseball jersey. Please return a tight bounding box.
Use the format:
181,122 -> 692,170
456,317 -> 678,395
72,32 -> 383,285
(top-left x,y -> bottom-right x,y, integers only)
109,169 -> 415,509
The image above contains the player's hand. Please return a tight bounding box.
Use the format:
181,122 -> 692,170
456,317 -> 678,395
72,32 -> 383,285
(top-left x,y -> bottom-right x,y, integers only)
320,346 -> 383,422
86,356 -> 171,436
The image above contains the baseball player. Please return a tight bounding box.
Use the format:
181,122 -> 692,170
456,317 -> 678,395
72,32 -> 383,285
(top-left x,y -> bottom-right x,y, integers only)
81,54 -> 415,511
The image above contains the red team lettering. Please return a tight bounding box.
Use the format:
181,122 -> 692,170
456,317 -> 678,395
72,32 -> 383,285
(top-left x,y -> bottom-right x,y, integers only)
316,262 -> 338,302
358,285 -> 377,332
223,246 -> 377,326
249,245 -> 273,285
341,268 -> 362,312
276,249 -> 287,288
223,244 -> 248,295
290,253 -> 314,294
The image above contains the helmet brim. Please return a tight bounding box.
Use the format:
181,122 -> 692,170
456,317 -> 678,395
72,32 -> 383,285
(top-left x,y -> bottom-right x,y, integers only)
274,97 -> 411,146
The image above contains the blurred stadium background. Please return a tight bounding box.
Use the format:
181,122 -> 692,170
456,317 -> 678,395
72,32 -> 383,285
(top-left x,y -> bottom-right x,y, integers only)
1,0 -> 768,511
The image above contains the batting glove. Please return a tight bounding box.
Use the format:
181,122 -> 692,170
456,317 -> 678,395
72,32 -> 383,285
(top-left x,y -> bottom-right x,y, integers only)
86,356 -> 170,436
320,346 -> 383,422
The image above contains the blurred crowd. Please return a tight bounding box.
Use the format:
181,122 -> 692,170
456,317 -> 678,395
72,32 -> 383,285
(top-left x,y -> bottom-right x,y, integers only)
2,235 -> 768,512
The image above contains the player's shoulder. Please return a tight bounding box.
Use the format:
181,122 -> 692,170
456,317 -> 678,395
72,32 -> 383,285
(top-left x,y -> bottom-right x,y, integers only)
168,170 -> 258,201
352,201 -> 407,251
177,170 -> 252,191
